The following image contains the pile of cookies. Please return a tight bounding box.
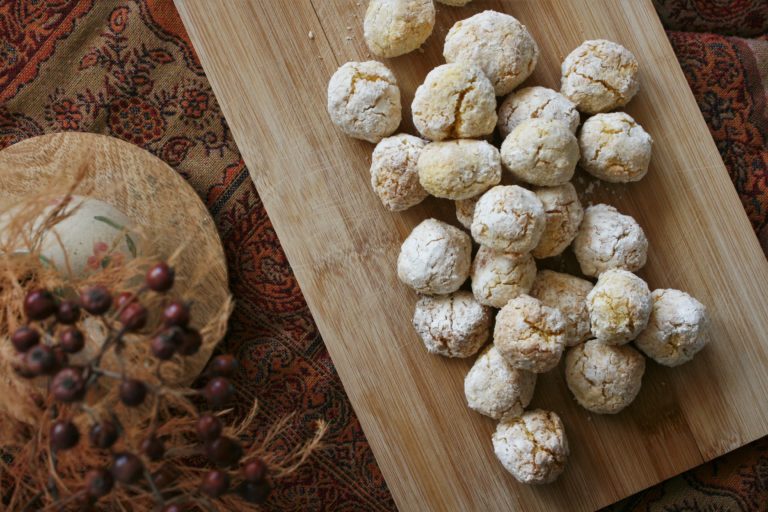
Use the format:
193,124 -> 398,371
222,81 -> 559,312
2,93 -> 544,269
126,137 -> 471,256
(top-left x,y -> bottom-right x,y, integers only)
326,1 -> 709,485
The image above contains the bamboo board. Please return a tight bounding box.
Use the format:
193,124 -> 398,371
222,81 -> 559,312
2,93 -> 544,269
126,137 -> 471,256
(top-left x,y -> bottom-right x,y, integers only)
175,1 -> 768,510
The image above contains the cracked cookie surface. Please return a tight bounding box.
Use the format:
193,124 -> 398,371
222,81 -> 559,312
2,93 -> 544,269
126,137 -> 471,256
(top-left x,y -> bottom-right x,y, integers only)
492,409 -> 569,484
397,218 -> 472,294
635,288 -> 709,366
364,0 -> 435,58
573,203 -> 648,277
530,270 -> 593,347
498,86 -> 580,139
471,245 -> 536,308
465,345 -> 536,419
501,119 -> 579,187
532,183 -> 584,259
412,290 -> 491,358
587,269 -> 651,345
560,39 -> 640,114
579,112 -> 652,183
471,185 -> 545,253
443,10 -> 538,96
418,139 -> 501,200
494,294 -> 566,372
371,134 -> 429,211
411,62 -> 497,141
565,339 -> 645,414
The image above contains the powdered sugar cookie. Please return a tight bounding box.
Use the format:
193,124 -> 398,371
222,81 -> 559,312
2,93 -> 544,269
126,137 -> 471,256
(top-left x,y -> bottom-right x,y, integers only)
418,140 -> 501,200
579,112 -> 652,183
530,270 -> 593,347
471,185 -> 545,253
465,345 -> 536,419
498,86 -> 580,139
587,269 -> 651,345
471,245 -> 536,308
370,134 -> 428,211
364,0 -> 435,58
412,291 -> 491,358
532,183 -> 584,259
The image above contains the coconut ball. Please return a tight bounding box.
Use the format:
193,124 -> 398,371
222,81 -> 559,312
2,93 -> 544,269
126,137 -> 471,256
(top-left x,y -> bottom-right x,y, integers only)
465,345 -> 536,420
418,140 -> 501,200
572,204 -> 648,277
565,339 -> 645,414
443,10 -> 538,96
455,195 -> 480,229
530,270 -> 593,347
370,134 -> 429,211
397,218 -> 472,294
635,289 -> 709,366
497,86 -> 580,140
579,112 -> 652,183
560,39 -> 640,114
532,183 -> 584,259
327,60 -> 401,143
494,295 -> 566,373
471,245 -> 536,308
492,409 -> 569,484
471,185 -> 545,253
364,0 -> 435,58
411,62 -> 497,141
501,119 -> 579,187
412,291 -> 491,358
587,269 -> 651,345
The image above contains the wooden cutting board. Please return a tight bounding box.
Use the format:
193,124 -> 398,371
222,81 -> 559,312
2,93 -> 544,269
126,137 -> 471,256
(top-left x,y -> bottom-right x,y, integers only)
175,1 -> 768,510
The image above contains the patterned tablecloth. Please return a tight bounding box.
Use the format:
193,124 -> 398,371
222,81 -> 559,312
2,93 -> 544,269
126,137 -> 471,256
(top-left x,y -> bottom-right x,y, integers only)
0,1 -> 765,510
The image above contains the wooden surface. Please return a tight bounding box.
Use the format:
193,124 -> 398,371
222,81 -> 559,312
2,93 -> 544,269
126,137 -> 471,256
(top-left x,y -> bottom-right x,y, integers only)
176,1 -> 768,510
0,133 -> 229,379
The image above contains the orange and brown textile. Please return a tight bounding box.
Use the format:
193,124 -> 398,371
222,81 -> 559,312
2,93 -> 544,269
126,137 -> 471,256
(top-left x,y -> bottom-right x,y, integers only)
0,1 -> 766,511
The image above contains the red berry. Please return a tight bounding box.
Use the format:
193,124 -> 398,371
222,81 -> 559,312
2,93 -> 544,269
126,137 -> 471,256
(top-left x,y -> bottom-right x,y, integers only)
90,420 -> 119,449
50,420 -> 79,450
239,480 -> 271,504
119,379 -> 147,407
11,326 -> 39,353
25,344 -> 57,375
50,367 -> 86,402
24,289 -> 57,321
55,300 -> 81,324
150,330 -> 178,360
196,413 -> 223,442
112,452 -> 144,484
243,458 -> 268,483
80,286 -> 112,315
140,434 -> 165,461
203,377 -> 234,409
209,355 -> 239,377
59,327 -> 85,353
152,464 -> 178,489
114,292 -> 135,310
85,468 -> 114,498
200,470 -> 229,497
146,262 -> 175,292
177,327 -> 202,356
163,301 -> 190,327
119,302 -> 147,331
205,436 -> 243,468
13,353 -> 36,379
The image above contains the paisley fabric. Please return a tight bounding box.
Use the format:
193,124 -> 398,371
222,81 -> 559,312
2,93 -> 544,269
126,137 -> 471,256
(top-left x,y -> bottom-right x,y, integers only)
0,1 -> 765,511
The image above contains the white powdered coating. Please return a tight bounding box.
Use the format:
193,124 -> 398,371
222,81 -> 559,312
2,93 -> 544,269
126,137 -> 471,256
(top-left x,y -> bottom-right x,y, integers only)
412,290 -> 491,358
471,185 -> 545,253
565,339 -> 645,414
532,183 -> 584,259
437,0 -> 472,5
561,39 -> 640,114
572,203 -> 648,277
443,10 -> 539,96
327,61 -> 402,143
494,294 -> 566,373
493,409 -> 569,484
587,269 -> 651,345
364,0 -> 435,58
501,118 -> 579,187
465,345 -> 536,419
579,112 -> 653,183
418,139 -> 501,200
530,270 -> 593,347
397,218 -> 472,294
498,86 -> 580,139
455,195 -> 480,229
411,62 -> 497,141
471,245 -> 536,308
370,134 -> 429,211
635,289 -> 709,366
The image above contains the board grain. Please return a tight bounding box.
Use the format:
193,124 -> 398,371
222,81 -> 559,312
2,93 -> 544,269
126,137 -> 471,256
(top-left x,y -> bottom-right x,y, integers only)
175,1 -> 768,510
